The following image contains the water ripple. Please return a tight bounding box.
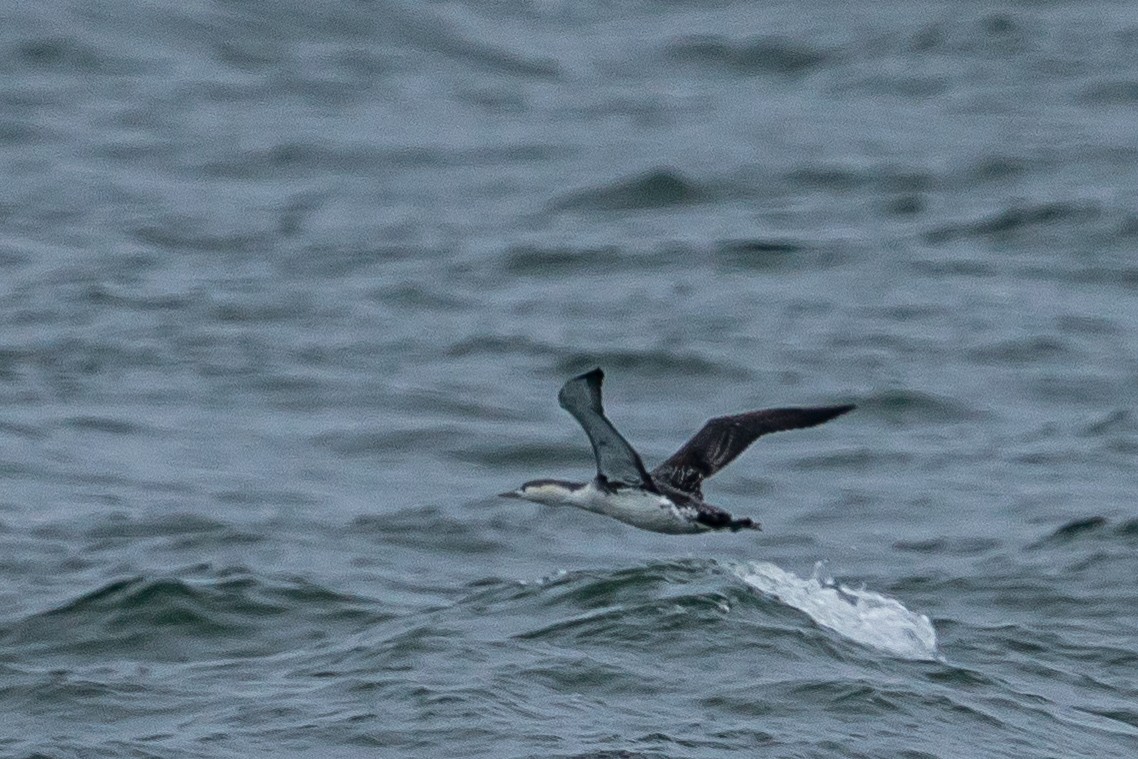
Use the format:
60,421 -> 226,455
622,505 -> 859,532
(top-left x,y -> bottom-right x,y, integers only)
665,35 -> 831,76
551,169 -> 708,211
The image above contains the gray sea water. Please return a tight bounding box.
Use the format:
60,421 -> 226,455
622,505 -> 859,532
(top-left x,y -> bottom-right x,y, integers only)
3,2 -> 1138,757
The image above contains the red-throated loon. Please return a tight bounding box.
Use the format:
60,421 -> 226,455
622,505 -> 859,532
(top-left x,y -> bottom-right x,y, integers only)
499,368 -> 854,534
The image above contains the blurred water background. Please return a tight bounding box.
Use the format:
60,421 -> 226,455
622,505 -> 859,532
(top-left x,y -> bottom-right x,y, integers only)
3,1 -> 1138,757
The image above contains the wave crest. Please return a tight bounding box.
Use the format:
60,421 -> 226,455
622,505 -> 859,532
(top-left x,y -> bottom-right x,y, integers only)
732,561 -> 940,661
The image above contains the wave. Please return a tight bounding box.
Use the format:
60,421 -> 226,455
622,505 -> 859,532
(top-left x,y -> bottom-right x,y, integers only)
550,168 -> 708,211
923,201 -> 1102,244
731,561 -> 940,661
2,570 -> 388,662
1029,516 -> 1138,548
451,558 -> 939,662
664,35 -> 831,76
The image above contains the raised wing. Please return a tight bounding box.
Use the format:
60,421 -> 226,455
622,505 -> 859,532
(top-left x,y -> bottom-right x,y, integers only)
557,368 -> 656,489
651,405 -> 855,497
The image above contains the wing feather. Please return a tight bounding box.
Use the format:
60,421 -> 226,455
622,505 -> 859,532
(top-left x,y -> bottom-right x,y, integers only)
557,368 -> 655,489
651,405 -> 855,497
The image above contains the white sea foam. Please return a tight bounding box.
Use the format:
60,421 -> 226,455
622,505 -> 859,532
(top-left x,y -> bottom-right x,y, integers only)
732,561 -> 940,661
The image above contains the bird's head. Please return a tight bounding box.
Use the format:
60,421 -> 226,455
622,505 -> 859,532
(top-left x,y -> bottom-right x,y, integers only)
498,479 -> 584,506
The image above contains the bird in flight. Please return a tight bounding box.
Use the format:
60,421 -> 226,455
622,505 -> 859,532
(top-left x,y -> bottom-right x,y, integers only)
500,368 -> 854,534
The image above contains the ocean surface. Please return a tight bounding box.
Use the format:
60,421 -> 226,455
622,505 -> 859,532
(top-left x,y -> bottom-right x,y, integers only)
3,1 -> 1138,757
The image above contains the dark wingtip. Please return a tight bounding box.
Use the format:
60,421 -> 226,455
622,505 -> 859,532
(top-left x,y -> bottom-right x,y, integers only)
558,366 -> 608,414
804,404 -> 856,426
578,366 -> 604,382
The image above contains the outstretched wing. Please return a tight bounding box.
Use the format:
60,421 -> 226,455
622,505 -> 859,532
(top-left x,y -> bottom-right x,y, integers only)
651,405 -> 855,497
557,368 -> 655,489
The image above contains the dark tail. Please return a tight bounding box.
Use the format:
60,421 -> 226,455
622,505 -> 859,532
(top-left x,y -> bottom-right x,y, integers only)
696,507 -> 762,532
728,517 -> 762,532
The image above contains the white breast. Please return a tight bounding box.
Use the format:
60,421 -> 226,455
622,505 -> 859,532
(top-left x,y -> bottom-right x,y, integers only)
571,483 -> 708,534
